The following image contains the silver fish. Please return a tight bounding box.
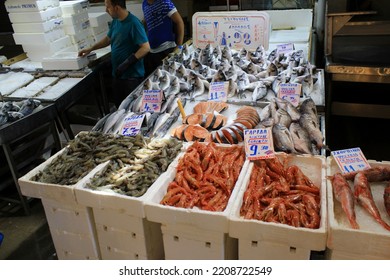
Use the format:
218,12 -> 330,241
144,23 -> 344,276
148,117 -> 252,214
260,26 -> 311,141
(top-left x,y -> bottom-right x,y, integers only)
252,82 -> 268,102
144,112 -> 162,137
8,111 -> 24,122
227,78 -> 237,98
118,92 -> 138,111
247,62 -> 262,75
0,110 -> 9,126
92,113 -> 111,132
211,69 -> 227,83
130,95 -> 144,112
112,111 -> 133,134
102,109 -> 126,134
153,107 -> 181,138
272,124 -> 297,154
222,46 -> 233,62
259,104 -> 271,121
190,58 -> 203,71
289,122 -> 313,155
274,108 -> 292,127
158,73 -> 171,91
299,113 -> 324,150
190,77 -> 206,100
152,112 -> 171,136
300,98 -> 318,125
165,76 -> 180,97
19,99 -> 40,116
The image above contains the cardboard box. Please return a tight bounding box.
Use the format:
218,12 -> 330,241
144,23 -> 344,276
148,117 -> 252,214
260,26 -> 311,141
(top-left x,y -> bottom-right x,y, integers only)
229,154 -> 327,260
326,157 -> 390,259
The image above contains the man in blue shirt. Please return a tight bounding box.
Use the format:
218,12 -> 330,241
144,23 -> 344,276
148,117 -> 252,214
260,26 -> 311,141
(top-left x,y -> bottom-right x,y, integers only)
79,0 -> 150,108
142,0 -> 184,77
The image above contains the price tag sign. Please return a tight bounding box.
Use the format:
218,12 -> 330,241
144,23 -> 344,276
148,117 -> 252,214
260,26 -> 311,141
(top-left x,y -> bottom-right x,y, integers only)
277,43 -> 295,55
278,83 -> 301,107
141,90 -> 163,112
244,128 -> 275,160
331,147 -> 371,174
208,81 -> 228,102
120,114 -> 145,137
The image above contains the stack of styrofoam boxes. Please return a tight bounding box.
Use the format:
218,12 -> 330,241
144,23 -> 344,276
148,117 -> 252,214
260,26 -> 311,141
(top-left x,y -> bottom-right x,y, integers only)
18,148 -> 101,260
144,146 -> 250,260
229,154 -> 328,260
5,0 -> 72,61
59,0 -> 94,52
88,12 -> 111,43
326,157 -> 390,260
74,159 -> 175,260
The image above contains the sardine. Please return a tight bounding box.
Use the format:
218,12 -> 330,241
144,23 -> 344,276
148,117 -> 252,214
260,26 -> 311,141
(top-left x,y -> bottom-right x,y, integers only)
272,124 -> 297,153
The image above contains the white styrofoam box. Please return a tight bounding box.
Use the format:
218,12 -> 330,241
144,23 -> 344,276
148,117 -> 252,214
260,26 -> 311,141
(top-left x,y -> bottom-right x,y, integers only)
91,24 -> 108,36
161,224 -> 238,260
69,28 -> 93,45
12,17 -> 64,33
325,248 -> 386,260
60,0 -> 89,16
229,154 -> 327,260
13,28 -> 65,45
41,198 -> 101,260
326,157 -> 390,259
64,19 -> 90,35
61,36 -> 94,52
7,6 -> 62,23
145,157 -> 250,233
42,51 -> 89,70
92,208 -> 164,260
0,72 -> 35,96
88,12 -> 112,27
5,0 -> 59,13
9,76 -> 59,98
23,36 -> 72,61
62,10 -> 89,26
93,31 -> 107,44
37,77 -> 82,100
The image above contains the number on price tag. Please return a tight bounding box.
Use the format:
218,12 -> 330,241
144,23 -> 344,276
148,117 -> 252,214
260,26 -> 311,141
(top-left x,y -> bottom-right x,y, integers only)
331,147 -> 371,174
120,114 -> 145,137
141,90 -> 163,112
278,83 -> 301,107
244,128 -> 275,160
209,81 -> 228,102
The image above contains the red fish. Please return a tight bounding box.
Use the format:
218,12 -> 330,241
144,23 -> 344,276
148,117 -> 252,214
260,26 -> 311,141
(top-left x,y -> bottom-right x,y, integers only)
354,172 -> 390,231
344,166 -> 390,182
330,173 -> 359,229
384,182 -> 390,218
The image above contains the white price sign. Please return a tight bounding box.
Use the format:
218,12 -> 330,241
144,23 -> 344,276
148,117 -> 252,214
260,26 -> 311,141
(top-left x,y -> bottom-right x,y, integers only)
141,90 -> 163,112
120,114 -> 145,137
331,147 -> 371,174
277,43 -> 295,54
244,128 -> 275,160
278,83 -> 301,107
208,81 -> 228,102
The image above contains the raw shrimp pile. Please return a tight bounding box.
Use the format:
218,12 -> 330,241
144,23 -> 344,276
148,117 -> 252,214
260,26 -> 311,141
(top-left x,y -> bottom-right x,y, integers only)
160,141 -> 245,211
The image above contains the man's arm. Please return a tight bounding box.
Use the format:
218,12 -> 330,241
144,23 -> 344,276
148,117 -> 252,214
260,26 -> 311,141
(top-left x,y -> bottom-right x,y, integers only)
78,36 -> 111,57
115,41 -> 150,77
170,11 -> 184,46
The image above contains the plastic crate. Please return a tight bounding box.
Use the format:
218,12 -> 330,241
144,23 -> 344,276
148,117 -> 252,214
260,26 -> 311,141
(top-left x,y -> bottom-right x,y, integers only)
229,154 -> 327,260
326,157 -> 390,260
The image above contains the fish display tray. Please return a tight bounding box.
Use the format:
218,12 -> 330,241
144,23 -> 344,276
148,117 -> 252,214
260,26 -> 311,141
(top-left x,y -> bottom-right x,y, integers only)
74,149 -> 184,260
326,157 -> 390,259
41,198 -> 100,260
18,152 -> 104,260
144,146 -> 249,259
229,154 -> 327,260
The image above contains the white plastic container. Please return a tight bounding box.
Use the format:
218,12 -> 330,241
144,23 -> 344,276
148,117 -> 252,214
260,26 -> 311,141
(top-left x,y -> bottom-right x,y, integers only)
229,154 -> 327,260
59,0 -> 89,16
144,145 -> 250,260
12,17 -> 63,33
13,28 -> 65,45
8,6 -> 62,23
326,157 -> 390,260
5,0 -> 59,13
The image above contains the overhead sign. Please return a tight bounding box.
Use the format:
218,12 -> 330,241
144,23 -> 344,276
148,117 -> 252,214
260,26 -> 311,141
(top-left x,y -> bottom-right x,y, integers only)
192,11 -> 270,50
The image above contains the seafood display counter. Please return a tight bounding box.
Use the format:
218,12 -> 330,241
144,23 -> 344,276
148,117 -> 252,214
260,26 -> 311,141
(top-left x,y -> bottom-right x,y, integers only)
0,102 -> 61,215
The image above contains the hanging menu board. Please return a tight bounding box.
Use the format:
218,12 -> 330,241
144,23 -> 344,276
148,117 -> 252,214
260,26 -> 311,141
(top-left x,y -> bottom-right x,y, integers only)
192,11 -> 270,51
